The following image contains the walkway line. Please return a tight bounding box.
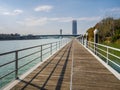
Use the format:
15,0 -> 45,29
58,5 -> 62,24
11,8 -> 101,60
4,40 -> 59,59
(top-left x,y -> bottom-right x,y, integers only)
70,40 -> 74,90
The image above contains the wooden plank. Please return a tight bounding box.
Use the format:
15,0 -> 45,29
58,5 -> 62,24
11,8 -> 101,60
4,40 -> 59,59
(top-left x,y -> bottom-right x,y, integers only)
11,39 -> 120,90
72,39 -> 120,90
11,41 -> 72,90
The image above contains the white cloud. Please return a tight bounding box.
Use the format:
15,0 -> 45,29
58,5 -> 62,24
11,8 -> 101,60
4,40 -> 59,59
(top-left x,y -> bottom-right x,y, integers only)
17,17 -> 48,26
0,8 -> 23,16
34,5 -> 53,12
13,9 -> 23,15
3,9 -> 23,16
108,7 -> 120,12
17,16 -> 100,27
49,17 -> 100,22
100,7 -> 120,17
78,17 -> 101,21
0,7 -> 6,12
49,17 -> 73,22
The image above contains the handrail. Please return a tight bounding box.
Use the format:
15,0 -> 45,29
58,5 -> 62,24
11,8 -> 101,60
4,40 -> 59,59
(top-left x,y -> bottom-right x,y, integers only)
0,41 -> 58,56
94,42 -> 120,52
77,38 -> 120,73
0,38 -> 71,88
88,41 -> 120,59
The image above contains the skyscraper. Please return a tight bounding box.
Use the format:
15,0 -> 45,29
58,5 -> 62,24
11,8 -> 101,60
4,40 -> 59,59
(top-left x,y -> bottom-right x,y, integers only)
60,29 -> 62,35
72,20 -> 77,35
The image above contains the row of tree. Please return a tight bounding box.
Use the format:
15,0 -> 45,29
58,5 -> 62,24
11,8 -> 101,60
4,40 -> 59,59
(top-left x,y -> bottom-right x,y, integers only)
0,33 -> 40,40
87,17 -> 120,43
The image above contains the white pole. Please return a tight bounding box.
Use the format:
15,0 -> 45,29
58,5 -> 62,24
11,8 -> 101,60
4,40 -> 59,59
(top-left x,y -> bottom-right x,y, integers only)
94,29 -> 98,54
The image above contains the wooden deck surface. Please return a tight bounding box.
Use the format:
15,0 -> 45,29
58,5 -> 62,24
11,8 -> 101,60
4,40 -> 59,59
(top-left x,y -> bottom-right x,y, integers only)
11,39 -> 120,90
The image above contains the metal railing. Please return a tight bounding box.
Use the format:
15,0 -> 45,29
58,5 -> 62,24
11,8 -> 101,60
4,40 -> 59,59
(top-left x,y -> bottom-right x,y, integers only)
0,39 -> 70,88
77,37 -> 120,73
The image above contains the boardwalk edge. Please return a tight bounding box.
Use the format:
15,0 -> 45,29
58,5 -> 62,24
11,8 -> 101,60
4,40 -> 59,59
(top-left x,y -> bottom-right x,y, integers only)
76,39 -> 120,80
2,43 -> 68,90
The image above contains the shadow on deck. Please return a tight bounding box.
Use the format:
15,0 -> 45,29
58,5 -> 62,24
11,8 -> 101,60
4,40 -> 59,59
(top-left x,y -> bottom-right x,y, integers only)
9,39 -> 120,90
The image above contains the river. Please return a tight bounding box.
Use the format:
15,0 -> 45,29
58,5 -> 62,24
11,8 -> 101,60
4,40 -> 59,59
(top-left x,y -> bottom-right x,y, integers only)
0,38 -> 69,88
0,39 -> 63,53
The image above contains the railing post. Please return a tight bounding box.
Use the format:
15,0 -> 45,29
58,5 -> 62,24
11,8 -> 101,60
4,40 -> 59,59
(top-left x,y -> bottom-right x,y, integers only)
78,37 -> 80,42
15,51 -> 18,79
60,40 -> 61,47
94,43 -> 96,54
83,35 -> 84,45
56,42 -> 57,50
61,39 -> 62,47
51,43 -> 52,55
80,37 -> 82,43
59,41 -> 60,49
86,33 -> 88,47
41,45 -> 42,61
107,47 -> 109,64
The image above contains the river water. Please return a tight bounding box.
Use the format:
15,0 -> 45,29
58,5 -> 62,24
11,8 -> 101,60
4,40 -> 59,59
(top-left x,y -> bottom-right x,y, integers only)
0,38 -> 69,88
0,39 -> 62,53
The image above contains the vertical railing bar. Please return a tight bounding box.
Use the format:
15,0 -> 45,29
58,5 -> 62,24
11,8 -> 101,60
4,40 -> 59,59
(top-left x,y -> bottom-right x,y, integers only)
60,39 -> 62,47
107,47 -> 109,64
61,40 -> 62,47
41,45 -> 42,62
15,51 -> 18,79
59,41 -> 60,49
60,40 -> 61,47
83,36 -> 84,45
56,42 -> 57,50
94,42 -> 95,53
51,43 -> 52,55
86,39 -> 87,47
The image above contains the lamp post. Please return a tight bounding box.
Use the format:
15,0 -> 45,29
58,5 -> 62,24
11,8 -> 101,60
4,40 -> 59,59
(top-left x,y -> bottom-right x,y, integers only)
94,29 -> 98,54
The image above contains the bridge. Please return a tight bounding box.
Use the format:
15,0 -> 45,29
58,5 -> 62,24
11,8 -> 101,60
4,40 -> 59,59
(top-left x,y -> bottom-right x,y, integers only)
36,34 -> 81,38
0,37 -> 120,90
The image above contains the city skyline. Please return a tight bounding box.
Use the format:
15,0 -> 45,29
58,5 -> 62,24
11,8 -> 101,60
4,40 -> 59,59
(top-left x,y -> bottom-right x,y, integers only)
0,0 -> 120,35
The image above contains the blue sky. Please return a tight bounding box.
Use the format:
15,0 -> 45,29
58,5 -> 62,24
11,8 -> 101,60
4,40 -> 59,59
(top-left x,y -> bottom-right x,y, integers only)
0,0 -> 120,35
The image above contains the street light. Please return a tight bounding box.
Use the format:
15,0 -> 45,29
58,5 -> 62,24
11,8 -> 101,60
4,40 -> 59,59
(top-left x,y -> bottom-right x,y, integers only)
94,29 -> 98,43
94,29 -> 99,54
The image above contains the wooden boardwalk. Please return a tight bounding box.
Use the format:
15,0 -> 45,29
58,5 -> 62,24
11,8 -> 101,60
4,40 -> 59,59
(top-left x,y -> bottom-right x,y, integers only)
11,39 -> 120,90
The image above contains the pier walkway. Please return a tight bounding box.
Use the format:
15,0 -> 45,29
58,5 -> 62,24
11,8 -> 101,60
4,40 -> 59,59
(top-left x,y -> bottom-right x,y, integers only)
11,39 -> 120,90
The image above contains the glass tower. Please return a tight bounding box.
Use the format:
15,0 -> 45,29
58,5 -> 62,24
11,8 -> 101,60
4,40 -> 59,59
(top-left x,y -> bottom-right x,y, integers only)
72,20 -> 77,35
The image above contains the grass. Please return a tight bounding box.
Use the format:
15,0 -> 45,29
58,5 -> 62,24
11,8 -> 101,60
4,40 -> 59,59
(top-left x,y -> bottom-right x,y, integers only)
89,42 -> 120,66
87,38 -> 120,72
102,39 -> 120,49
101,40 -> 120,64
103,42 -> 120,49
96,45 -> 120,73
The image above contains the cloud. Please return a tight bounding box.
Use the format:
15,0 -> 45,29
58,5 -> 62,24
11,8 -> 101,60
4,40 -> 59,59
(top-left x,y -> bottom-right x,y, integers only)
17,17 -> 48,26
3,9 -> 23,15
78,17 -> 101,21
50,17 -> 100,22
0,7 -> 6,12
17,16 -> 100,27
17,17 -> 72,27
108,7 -> 120,12
100,7 -> 120,16
34,5 -> 53,12
13,10 -> 23,15
49,17 -> 74,22
0,9 -> 23,16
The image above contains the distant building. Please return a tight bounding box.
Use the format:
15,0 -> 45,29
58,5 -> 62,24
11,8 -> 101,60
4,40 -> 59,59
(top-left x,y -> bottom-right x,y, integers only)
72,20 -> 77,35
60,29 -> 62,35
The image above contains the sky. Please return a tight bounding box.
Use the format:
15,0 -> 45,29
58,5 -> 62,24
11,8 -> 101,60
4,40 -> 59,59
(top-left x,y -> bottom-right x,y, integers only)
0,0 -> 120,35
